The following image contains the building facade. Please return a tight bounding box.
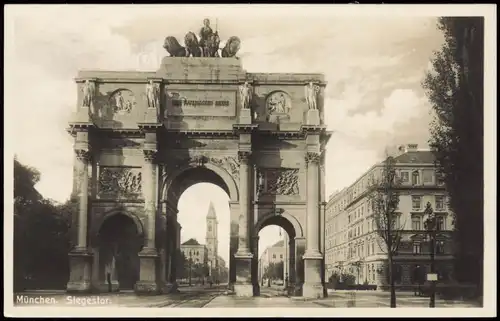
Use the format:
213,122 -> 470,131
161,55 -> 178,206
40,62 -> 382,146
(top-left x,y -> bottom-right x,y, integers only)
258,240 -> 286,281
325,144 -> 454,290
180,238 -> 208,265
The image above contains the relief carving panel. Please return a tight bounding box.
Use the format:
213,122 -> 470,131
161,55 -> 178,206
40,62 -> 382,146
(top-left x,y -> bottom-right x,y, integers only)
109,89 -> 136,115
98,167 -> 142,199
257,168 -> 299,196
265,91 -> 292,124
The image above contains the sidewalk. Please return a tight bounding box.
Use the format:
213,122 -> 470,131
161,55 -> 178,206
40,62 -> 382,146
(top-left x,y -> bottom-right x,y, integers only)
204,296 -> 320,308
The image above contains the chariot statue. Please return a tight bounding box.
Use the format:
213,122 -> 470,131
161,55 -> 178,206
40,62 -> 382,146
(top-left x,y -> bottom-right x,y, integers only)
163,19 -> 241,58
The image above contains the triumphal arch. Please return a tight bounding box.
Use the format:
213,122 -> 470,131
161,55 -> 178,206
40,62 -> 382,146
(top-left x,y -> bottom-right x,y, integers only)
66,23 -> 331,298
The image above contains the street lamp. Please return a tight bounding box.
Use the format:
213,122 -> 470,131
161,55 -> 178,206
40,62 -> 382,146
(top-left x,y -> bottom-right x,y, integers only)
423,201 -> 439,308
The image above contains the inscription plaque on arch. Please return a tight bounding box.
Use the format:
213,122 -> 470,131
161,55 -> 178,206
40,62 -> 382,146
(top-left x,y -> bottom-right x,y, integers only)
165,90 -> 236,117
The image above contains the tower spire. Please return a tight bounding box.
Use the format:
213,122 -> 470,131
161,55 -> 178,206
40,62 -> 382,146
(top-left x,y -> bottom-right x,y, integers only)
207,201 -> 217,218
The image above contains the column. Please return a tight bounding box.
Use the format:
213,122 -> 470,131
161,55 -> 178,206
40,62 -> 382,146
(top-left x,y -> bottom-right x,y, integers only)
236,151 -> 252,254
135,148 -> 160,294
302,151 -> 325,298
284,233 -> 289,289
234,150 -> 254,297
251,235 -> 260,295
66,137 -> 93,293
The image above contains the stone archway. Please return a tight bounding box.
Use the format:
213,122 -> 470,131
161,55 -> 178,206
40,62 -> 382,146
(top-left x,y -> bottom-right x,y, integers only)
66,55 -> 330,299
95,212 -> 144,292
159,163 -> 238,293
253,213 -> 301,297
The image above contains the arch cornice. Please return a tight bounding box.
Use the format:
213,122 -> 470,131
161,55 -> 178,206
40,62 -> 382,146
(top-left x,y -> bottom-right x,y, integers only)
254,208 -> 304,238
161,160 -> 239,203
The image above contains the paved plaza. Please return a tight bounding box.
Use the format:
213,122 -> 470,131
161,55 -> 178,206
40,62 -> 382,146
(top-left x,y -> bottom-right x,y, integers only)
13,287 -> 480,308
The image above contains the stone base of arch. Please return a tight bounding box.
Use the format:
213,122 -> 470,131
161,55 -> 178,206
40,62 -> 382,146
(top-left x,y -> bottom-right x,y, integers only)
234,252 -> 254,297
66,248 -> 93,293
302,254 -> 325,299
134,248 -> 161,295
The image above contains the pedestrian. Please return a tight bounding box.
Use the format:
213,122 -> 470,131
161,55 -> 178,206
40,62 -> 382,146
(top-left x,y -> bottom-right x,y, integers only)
106,273 -> 112,293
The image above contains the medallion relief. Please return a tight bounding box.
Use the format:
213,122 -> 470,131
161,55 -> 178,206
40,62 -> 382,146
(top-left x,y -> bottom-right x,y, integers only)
265,91 -> 292,123
109,89 -> 136,115
98,167 -> 142,198
257,168 -> 300,196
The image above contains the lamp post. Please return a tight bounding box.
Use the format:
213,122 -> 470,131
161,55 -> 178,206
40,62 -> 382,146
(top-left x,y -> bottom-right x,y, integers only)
423,202 -> 439,308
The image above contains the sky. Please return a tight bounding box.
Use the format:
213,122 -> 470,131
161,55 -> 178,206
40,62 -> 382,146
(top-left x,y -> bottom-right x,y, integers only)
5,5 -> 446,264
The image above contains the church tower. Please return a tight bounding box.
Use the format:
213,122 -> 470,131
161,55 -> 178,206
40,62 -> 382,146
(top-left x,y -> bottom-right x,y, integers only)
205,201 -> 218,278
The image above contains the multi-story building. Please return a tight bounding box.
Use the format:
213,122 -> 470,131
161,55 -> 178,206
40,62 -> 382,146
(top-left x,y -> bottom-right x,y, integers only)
180,202 -> 223,282
258,240 -> 286,281
180,238 -> 208,265
325,144 -> 454,290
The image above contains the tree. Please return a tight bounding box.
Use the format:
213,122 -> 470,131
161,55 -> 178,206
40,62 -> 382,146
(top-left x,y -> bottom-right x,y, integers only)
422,17 -> 484,297
14,159 -> 72,291
368,155 -> 404,308
175,250 -> 188,280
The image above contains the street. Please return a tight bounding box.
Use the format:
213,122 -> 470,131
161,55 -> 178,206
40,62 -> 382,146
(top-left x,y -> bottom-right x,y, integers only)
13,286 -> 480,308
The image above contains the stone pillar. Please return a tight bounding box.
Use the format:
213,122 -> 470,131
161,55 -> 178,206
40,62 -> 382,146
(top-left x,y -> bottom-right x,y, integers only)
234,151 -> 254,297
294,237 -> 306,296
67,133 -> 93,293
251,235 -> 260,296
303,151 -> 325,298
165,214 -> 179,293
135,147 -> 160,294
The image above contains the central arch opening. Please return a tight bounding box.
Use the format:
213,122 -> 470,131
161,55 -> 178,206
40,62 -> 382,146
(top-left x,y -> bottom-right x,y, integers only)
164,165 -> 236,292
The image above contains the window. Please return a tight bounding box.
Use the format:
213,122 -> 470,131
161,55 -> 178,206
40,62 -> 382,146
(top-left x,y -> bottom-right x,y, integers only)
412,196 -> 422,210
413,242 -> 421,254
436,172 -> 445,185
436,241 -> 445,255
280,254 -> 283,259
371,242 -> 375,254
273,254 -> 276,259
412,170 -> 420,185
400,171 -> 409,183
208,225 -> 212,232
411,216 -> 422,230
435,196 -> 445,210
437,216 -> 445,230
422,169 -> 434,184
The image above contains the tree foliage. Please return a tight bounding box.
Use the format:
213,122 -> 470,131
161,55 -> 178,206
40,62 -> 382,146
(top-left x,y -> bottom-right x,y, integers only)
263,261 -> 285,280
422,17 -> 484,295
368,155 -> 404,307
14,158 -> 74,291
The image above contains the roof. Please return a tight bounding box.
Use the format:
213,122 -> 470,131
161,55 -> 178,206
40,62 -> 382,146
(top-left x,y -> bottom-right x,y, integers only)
393,150 -> 436,165
272,240 -> 284,248
206,201 -> 217,218
326,149 -> 438,205
182,238 -> 201,246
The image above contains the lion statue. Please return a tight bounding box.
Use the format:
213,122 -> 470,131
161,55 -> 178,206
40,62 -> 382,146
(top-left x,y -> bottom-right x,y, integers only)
221,36 -> 241,58
163,36 -> 188,57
